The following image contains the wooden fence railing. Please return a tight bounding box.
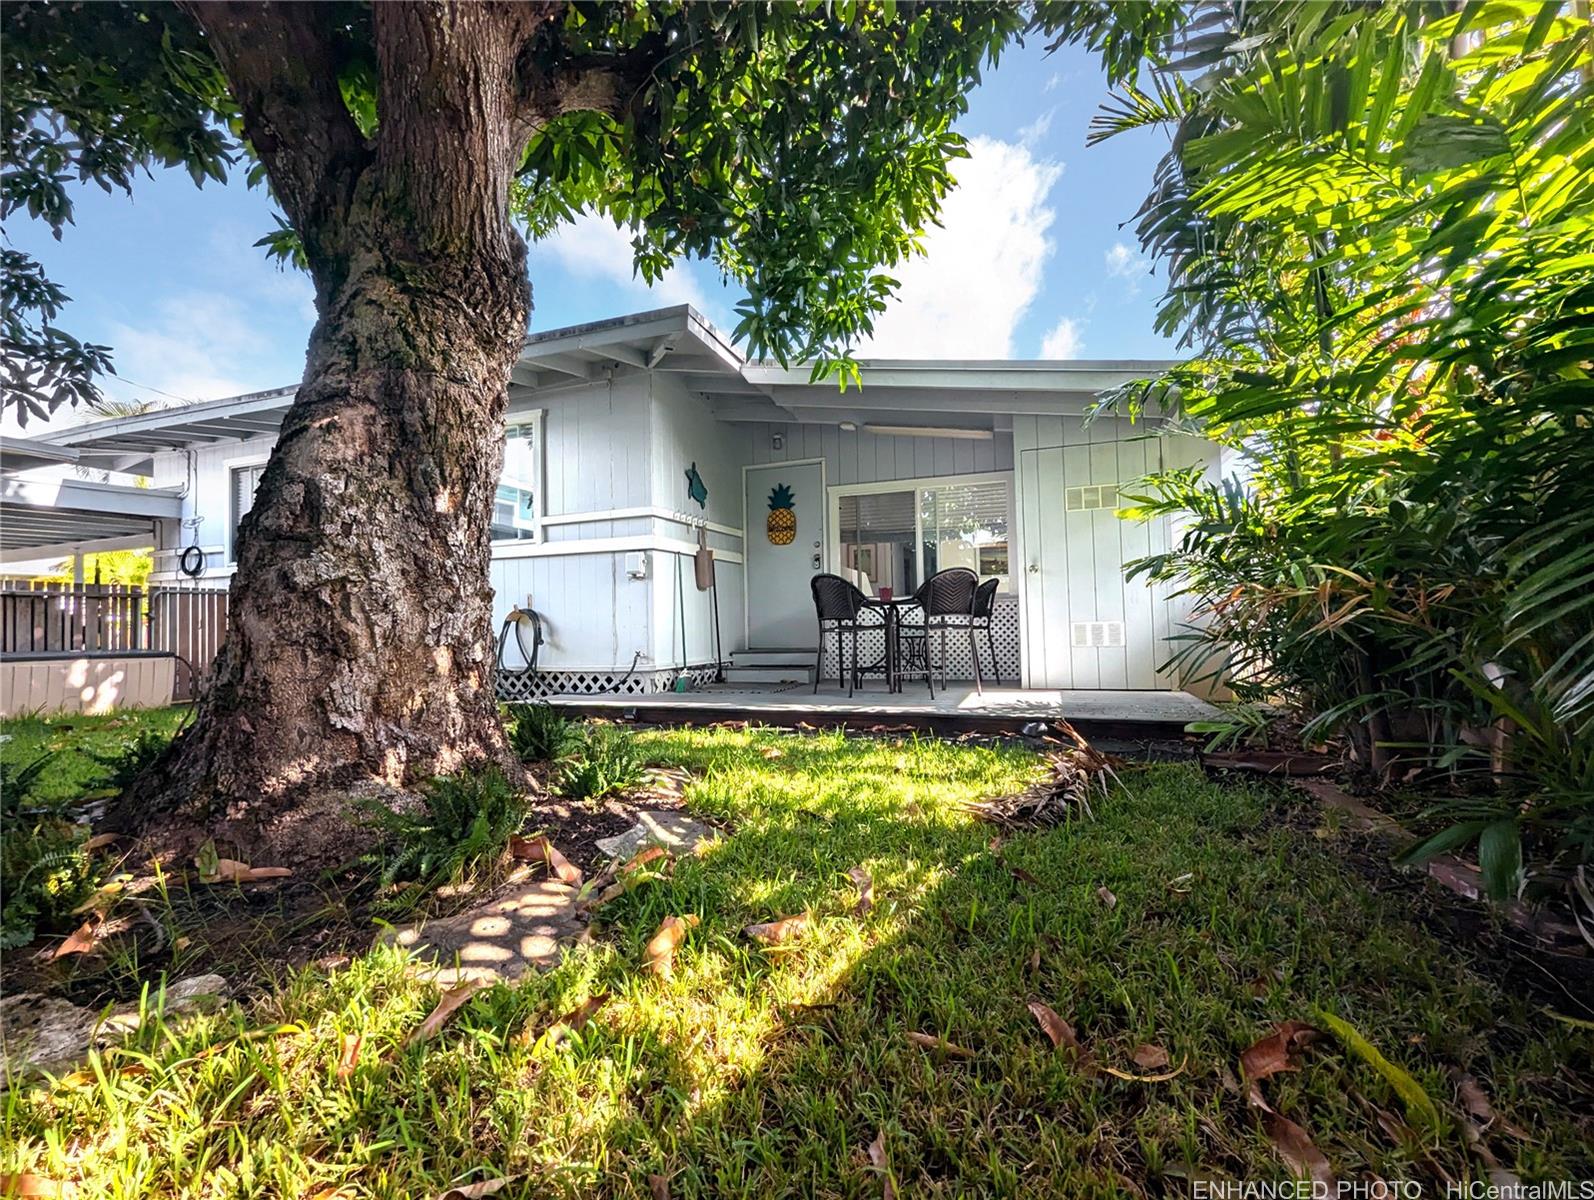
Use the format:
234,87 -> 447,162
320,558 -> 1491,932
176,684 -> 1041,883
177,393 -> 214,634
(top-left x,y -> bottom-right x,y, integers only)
0,581 -> 229,701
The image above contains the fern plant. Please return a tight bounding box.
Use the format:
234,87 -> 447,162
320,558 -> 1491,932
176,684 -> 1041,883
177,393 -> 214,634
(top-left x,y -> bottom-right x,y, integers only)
555,724 -> 644,802
1,755 -> 95,949
362,766 -> 529,904
506,703 -> 575,763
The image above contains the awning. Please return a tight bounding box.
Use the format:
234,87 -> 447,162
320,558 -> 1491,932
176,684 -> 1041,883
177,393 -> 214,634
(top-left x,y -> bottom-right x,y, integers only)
0,474 -> 183,564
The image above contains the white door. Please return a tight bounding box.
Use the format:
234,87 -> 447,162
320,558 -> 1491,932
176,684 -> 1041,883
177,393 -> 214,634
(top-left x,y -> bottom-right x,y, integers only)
1019,436 -> 1166,689
744,461 -> 825,649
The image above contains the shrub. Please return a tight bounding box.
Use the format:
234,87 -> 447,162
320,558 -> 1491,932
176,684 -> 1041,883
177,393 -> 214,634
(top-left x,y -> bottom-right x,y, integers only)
1,756 -> 95,950
365,766 -> 529,896
506,703 -> 575,763
556,723 -> 644,802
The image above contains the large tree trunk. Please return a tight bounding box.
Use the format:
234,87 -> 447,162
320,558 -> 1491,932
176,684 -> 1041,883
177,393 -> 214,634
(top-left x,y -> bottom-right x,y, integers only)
122,2 -> 551,861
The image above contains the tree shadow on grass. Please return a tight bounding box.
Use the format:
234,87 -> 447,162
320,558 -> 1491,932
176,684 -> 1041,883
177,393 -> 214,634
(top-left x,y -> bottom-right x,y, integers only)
427,727 -> 1594,1197
10,725 -> 1592,1196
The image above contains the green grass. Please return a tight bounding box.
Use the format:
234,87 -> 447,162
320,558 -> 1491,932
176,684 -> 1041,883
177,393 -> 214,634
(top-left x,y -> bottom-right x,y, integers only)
2,721 -> 1589,1197
0,708 -> 188,807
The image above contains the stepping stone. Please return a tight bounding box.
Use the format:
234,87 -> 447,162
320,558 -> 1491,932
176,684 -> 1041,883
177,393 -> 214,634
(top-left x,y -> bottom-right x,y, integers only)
385,879 -> 585,983
594,811 -> 714,863
2,974 -> 229,1076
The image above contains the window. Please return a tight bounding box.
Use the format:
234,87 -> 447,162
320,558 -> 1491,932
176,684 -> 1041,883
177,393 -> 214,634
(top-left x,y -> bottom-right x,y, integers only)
231,463 -> 266,560
492,417 -> 542,542
836,477 -> 1011,596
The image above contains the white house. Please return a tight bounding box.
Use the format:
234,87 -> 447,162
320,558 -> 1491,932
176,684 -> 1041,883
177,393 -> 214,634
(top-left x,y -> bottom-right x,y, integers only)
30,305 -> 1216,699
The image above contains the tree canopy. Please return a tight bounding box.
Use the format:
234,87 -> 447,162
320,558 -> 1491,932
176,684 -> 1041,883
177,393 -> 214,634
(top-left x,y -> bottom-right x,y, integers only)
2,0 -> 1162,422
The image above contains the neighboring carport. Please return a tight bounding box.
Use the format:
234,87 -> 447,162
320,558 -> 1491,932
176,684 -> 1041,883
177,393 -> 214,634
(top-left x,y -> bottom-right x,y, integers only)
1,439 -> 183,574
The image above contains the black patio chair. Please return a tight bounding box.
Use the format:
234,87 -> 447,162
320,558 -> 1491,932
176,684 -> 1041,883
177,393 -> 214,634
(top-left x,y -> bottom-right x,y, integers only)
972,577 -> 1001,687
810,573 -> 871,697
901,567 -> 982,696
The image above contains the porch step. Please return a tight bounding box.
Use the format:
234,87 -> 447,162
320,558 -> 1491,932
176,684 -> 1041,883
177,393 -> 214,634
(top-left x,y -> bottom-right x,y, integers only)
722,664 -> 815,685
731,649 -> 817,668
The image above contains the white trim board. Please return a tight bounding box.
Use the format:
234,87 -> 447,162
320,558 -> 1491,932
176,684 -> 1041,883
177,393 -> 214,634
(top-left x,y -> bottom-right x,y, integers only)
538,505 -> 742,539
491,535 -> 744,565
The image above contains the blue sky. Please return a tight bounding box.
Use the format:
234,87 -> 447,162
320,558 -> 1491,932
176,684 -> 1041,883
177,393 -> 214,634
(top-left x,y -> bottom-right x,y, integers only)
6,37 -> 1176,423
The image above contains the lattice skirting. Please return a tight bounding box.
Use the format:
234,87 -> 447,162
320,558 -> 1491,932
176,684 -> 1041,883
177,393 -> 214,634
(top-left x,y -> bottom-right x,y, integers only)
496,663 -> 720,702
820,596 -> 1021,684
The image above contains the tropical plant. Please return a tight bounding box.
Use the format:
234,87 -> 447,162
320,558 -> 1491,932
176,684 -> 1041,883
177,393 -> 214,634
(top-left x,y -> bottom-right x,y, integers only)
363,766 -> 529,898
556,723 -> 646,802
1,756 -> 95,949
506,703 -> 576,764
1087,1 -> 1593,896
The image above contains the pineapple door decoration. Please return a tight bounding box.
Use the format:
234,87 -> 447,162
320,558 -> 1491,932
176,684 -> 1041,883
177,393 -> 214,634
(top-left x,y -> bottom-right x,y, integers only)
766,483 -> 797,545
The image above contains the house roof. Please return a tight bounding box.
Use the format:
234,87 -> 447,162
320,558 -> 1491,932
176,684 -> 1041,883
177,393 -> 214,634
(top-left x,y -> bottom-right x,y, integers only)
39,305 -> 1177,472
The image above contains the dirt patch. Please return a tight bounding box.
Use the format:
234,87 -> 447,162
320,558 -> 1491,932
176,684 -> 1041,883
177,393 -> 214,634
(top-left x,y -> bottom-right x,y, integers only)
1254,783 -> 1594,1023
9,763 -> 707,1011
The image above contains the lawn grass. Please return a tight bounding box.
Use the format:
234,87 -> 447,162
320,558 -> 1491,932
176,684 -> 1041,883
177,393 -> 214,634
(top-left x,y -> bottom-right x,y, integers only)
2,720 -> 1589,1197
0,708 -> 189,806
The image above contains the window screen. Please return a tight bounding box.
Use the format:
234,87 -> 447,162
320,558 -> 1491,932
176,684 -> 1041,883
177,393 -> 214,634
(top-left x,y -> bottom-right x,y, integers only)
839,489 -> 917,594
231,464 -> 265,560
492,420 -> 541,541
921,481 -> 1010,593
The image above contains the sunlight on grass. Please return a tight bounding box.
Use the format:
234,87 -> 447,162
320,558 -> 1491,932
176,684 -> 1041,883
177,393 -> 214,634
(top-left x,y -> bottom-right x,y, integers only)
2,722 -> 1588,1197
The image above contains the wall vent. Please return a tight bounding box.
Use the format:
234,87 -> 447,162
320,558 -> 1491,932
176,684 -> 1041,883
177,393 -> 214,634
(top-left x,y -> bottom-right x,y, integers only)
1070,620 -> 1125,648
1065,484 -> 1119,512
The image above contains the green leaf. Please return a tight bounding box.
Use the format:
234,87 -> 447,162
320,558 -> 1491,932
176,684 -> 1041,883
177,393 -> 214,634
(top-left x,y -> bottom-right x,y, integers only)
1477,820 -> 1522,902
1399,115 -> 1510,173
1314,1009 -> 1442,1131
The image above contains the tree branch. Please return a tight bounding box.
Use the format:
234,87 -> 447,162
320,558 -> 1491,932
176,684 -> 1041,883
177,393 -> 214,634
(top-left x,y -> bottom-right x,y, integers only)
180,2 -> 369,272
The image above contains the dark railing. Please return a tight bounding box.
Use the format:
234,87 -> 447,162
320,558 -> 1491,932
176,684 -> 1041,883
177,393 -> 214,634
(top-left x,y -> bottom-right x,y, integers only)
0,582 -> 229,701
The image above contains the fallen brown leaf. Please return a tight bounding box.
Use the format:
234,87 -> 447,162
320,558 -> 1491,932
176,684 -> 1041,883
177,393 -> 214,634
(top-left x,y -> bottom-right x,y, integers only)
622,845 -> 668,874
1260,1109 -> 1334,1187
408,982 -> 488,1047
81,833 -> 121,853
1008,866 -> 1042,886
1131,1043 -> 1170,1070
906,1030 -> 976,1060
848,866 -> 873,917
1027,1001 -> 1081,1053
647,1174 -> 671,1200
436,1177 -> 516,1200
335,1032 -> 363,1080
743,912 -> 810,945
761,746 -> 785,760
644,915 -> 699,979
1240,1020 -> 1318,1089
201,859 -> 293,884
1027,945 -> 1042,972
1095,886 -> 1117,910
867,1130 -> 897,1200
51,918 -> 99,960
509,834 -> 583,885
0,1174 -> 78,1198
525,990 -> 611,1049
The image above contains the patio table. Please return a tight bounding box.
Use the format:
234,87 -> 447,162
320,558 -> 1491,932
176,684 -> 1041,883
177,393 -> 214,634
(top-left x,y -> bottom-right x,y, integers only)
859,594 -> 922,693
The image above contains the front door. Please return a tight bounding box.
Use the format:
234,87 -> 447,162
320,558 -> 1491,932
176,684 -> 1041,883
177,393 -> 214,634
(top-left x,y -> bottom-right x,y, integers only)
744,460 -> 825,649
1019,436 -> 1165,689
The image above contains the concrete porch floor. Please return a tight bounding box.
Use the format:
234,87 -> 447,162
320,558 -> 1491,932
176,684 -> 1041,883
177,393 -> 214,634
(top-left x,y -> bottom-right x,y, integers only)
544,683 -> 1219,739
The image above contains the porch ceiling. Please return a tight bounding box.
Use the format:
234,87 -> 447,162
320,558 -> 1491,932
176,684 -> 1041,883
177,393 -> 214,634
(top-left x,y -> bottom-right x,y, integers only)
0,476 -> 183,560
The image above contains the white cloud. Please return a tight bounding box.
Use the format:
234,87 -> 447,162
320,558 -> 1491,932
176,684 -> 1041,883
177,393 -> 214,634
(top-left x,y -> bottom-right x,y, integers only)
859,136 -> 1063,359
1105,241 -> 1140,277
1017,109 -> 1055,147
1040,317 -> 1084,358
529,212 -> 712,321
104,292 -> 295,406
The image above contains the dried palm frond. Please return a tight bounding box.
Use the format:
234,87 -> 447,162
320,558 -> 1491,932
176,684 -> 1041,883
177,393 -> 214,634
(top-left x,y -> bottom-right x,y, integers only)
966,722 -> 1122,827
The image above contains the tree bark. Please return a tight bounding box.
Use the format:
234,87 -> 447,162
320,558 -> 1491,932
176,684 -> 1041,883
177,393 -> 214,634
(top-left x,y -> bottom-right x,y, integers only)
123,2 -> 559,860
